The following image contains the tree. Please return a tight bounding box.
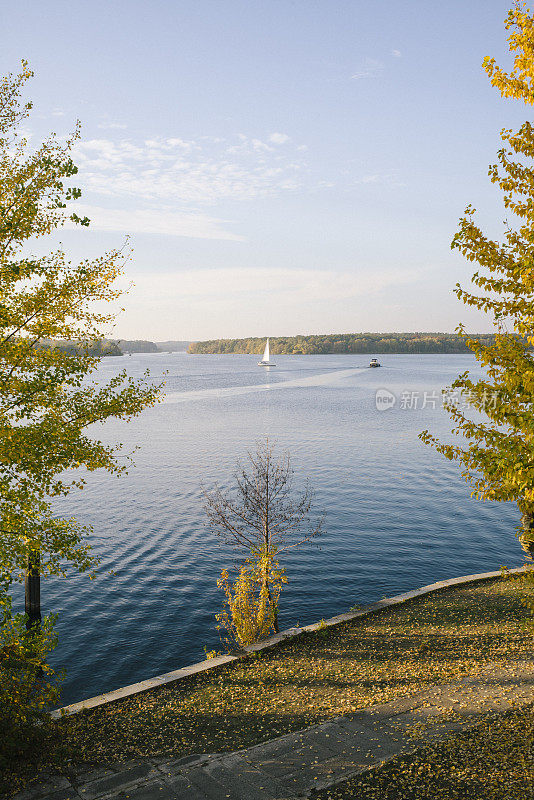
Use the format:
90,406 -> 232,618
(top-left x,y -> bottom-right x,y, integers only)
204,440 -> 323,635
0,62 -> 161,618
215,554 -> 287,649
420,2 -> 534,561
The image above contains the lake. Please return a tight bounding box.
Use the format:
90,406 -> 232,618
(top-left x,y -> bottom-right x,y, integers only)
17,352 -> 523,705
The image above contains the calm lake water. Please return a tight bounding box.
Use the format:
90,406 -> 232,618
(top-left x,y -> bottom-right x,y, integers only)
17,352 -> 523,705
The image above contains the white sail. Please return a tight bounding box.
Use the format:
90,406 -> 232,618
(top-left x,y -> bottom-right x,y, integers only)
258,337 -> 274,365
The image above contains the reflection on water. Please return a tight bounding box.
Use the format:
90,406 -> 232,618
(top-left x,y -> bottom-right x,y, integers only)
12,353 -> 524,705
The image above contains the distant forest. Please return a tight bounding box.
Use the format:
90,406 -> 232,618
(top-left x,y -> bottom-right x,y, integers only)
37,339 -> 192,357
38,333 -> 524,358
37,339 -> 122,356
188,333 -> 516,355
113,339 -> 159,353
111,339 -> 192,353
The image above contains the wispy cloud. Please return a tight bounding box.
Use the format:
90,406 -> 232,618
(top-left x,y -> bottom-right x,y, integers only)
269,132 -> 290,145
354,170 -> 405,188
72,133 -> 305,205
97,121 -> 128,130
68,204 -> 244,241
351,58 -> 384,80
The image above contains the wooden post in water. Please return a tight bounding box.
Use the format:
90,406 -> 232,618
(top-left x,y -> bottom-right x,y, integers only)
25,550 -> 41,629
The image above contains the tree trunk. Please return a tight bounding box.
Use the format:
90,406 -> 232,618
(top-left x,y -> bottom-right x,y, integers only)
265,580 -> 279,633
25,550 -> 41,629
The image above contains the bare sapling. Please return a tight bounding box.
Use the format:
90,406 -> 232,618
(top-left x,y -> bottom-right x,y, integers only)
204,439 -> 324,647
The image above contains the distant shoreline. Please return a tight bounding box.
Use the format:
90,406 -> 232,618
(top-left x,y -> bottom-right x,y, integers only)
187,351 -> 481,355
187,332 -> 526,356
47,332 -> 528,358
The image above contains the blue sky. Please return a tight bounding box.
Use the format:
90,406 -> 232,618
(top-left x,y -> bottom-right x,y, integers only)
2,1 -> 529,340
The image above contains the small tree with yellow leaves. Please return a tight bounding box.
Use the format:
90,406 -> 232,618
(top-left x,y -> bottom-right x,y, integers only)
216,554 -> 287,650
420,3 -> 534,604
204,440 -> 323,639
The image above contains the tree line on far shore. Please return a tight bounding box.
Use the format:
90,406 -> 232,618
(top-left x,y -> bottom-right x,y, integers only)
38,339 -> 191,356
188,332 -> 526,355
36,339 -> 123,356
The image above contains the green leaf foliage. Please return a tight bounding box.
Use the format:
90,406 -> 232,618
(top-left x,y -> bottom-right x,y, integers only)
420,3 -> 534,563
0,63 -> 162,582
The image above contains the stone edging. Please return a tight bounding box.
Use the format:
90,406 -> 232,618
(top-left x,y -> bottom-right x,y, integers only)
51,565 -> 529,719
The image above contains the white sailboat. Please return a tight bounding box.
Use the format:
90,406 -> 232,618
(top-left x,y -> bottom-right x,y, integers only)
258,338 -> 276,366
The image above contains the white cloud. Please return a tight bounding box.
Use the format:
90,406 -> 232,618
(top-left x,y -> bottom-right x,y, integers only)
351,58 -> 384,80
269,132 -> 290,145
165,137 -> 192,148
251,138 -> 274,152
97,122 -> 128,130
72,133 -> 304,205
67,204 -> 244,241
354,170 -> 405,188
391,49 -> 402,58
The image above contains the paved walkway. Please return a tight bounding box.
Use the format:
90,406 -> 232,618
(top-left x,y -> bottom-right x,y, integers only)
13,661 -> 533,800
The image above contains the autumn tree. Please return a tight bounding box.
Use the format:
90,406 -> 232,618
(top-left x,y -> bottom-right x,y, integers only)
0,61 -> 160,619
204,440 -> 323,638
214,555 -> 287,649
420,3 -> 534,564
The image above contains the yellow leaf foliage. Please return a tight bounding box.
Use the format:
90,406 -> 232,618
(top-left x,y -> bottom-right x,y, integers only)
216,553 -> 287,649
0,63 -> 161,581
421,3 -> 534,563
0,586 -> 61,766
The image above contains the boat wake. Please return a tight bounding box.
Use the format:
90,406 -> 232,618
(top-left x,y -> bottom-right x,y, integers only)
163,367 -> 366,404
